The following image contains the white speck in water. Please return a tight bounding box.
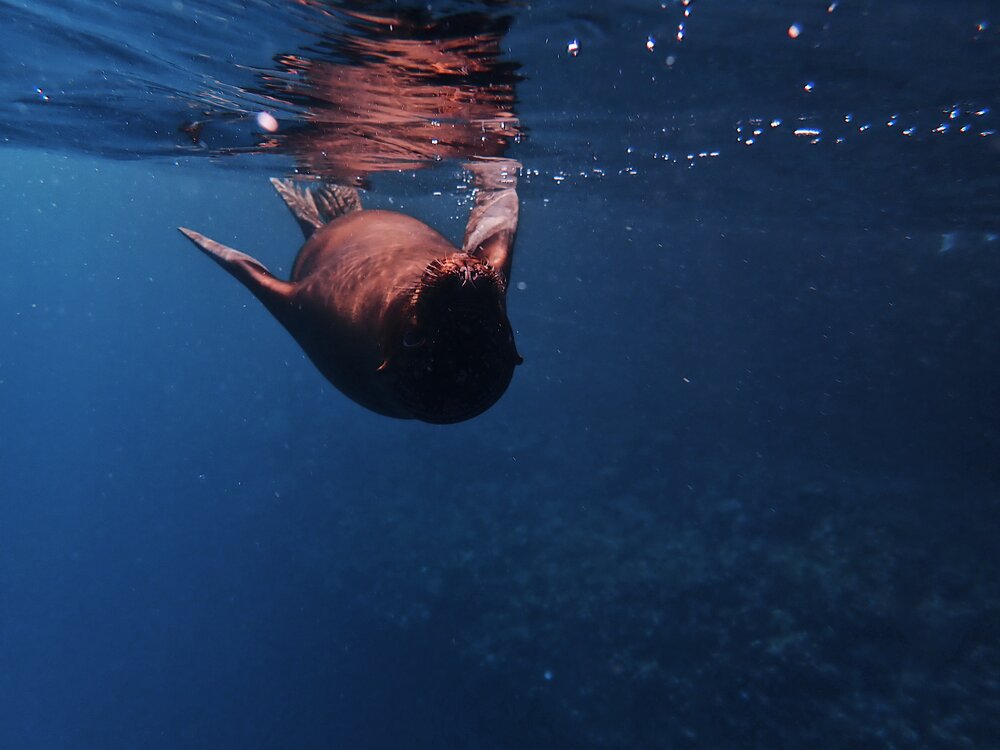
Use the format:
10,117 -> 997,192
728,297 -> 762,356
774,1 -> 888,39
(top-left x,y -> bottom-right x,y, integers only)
803,81 -> 815,93
516,281 -> 527,291
646,35 -> 656,52
567,39 -> 580,56
543,670 -> 553,681
788,24 -> 802,39
256,111 -> 278,132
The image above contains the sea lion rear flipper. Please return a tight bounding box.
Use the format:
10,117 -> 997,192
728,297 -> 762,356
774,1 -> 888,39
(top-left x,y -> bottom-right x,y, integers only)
178,227 -> 295,318
270,178 -> 363,239
462,158 -> 520,282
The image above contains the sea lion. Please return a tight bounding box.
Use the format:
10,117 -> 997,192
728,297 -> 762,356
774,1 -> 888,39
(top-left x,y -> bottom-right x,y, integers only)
178,158 -> 521,424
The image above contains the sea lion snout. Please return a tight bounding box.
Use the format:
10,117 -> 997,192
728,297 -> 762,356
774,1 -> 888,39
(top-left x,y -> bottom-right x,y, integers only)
382,252 -> 519,423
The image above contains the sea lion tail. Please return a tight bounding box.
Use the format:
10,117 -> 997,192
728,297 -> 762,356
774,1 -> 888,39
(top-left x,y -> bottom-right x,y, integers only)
178,227 -> 295,318
270,178 -> 362,239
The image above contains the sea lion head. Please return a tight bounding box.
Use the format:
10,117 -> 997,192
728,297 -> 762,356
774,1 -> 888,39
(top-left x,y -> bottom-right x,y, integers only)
383,253 -> 521,424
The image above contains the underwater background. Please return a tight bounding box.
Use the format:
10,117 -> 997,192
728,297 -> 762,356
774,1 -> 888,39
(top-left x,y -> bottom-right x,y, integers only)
1,1 -> 998,748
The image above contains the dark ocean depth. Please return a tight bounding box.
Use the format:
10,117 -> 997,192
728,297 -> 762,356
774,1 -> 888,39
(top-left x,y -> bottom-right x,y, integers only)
1,1 -> 998,748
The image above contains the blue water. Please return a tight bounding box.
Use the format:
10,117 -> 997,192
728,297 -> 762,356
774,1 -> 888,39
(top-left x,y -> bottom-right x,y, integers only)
2,1 -> 999,748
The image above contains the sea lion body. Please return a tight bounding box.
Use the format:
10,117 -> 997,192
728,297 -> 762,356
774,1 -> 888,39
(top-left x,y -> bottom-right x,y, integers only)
283,210 -> 477,419
179,160 -> 521,423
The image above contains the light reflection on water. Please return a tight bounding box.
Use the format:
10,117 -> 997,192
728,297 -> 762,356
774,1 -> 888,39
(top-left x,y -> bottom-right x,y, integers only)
2,0 -> 995,189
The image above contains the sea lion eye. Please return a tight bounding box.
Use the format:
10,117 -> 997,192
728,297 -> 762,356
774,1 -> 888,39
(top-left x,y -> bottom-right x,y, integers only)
403,330 -> 426,349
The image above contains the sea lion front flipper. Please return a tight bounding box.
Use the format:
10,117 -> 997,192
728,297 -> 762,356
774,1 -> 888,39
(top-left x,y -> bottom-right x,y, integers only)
178,227 -> 295,319
270,178 -> 363,239
462,158 -> 520,283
